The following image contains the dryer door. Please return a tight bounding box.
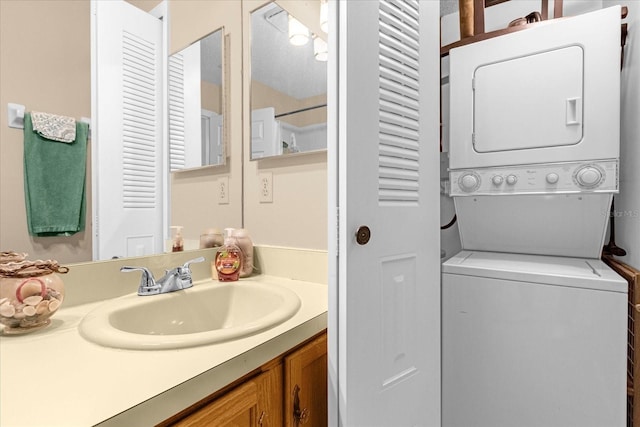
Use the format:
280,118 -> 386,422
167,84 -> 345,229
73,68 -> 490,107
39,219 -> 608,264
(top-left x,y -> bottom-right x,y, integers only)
449,6 -> 620,170
474,46 -> 583,153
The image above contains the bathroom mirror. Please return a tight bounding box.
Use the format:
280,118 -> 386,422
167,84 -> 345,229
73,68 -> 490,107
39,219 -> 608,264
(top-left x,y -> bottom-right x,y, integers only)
169,28 -> 226,170
250,2 -> 327,160
1,0 -> 243,264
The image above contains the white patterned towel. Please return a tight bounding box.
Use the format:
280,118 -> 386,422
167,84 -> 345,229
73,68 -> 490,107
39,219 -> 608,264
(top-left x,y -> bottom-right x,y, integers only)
31,111 -> 76,143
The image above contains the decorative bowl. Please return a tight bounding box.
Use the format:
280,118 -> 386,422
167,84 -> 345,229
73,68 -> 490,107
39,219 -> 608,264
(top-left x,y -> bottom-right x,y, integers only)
0,253 -> 67,335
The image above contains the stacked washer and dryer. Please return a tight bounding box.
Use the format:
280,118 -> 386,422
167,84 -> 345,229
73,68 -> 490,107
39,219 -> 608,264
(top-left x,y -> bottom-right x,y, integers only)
442,6 -> 628,427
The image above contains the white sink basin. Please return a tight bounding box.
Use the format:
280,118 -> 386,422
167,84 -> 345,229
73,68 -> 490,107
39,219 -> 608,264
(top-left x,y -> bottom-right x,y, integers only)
79,281 -> 301,350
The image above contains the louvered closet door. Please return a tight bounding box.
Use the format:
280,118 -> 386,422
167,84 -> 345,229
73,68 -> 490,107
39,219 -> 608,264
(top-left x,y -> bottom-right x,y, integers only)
93,0 -> 163,260
332,0 -> 441,425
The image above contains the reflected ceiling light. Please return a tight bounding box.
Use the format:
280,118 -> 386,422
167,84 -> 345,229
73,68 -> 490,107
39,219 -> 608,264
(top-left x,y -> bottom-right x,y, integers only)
288,15 -> 309,46
314,36 -> 328,62
320,0 -> 329,33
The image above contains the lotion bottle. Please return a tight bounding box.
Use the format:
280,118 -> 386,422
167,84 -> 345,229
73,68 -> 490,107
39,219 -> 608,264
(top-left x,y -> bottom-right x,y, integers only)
171,226 -> 184,252
214,228 -> 242,281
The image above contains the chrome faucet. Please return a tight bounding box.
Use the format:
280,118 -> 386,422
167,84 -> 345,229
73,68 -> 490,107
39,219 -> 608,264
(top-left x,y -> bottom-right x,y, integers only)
121,257 -> 205,296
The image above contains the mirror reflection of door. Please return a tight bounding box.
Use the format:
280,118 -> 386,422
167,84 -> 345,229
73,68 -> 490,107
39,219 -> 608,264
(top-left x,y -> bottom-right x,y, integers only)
201,109 -> 223,165
250,2 -> 327,160
92,0 -> 165,260
169,28 -> 225,171
251,107 -> 280,158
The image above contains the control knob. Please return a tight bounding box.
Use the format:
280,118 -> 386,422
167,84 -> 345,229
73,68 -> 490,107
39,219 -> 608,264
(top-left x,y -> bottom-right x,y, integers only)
491,175 -> 504,186
505,174 -> 518,185
574,165 -> 603,189
458,172 -> 480,192
546,173 -> 559,184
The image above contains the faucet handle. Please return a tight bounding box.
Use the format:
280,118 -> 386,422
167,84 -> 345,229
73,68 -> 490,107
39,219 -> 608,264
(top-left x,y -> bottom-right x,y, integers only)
182,257 -> 205,270
175,257 -> 205,288
120,266 -> 160,295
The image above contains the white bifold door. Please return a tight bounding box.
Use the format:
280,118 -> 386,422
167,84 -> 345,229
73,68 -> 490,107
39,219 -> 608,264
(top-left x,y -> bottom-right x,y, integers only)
329,0 -> 441,425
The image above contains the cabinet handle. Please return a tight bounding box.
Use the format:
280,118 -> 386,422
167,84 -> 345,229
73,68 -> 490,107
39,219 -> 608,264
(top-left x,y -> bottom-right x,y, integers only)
258,410 -> 266,426
293,385 -> 310,425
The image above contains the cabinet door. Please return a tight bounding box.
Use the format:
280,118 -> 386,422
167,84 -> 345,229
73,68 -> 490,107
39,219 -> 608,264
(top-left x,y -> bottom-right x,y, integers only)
171,365 -> 282,427
255,362 -> 283,427
284,333 -> 328,426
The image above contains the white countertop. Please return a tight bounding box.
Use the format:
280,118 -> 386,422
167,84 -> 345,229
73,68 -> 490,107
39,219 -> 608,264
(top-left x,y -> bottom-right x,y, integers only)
0,275 -> 327,427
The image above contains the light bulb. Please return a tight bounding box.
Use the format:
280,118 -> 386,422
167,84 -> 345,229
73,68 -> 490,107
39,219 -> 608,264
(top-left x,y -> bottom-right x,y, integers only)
320,0 -> 329,33
314,36 -> 328,62
288,15 -> 309,46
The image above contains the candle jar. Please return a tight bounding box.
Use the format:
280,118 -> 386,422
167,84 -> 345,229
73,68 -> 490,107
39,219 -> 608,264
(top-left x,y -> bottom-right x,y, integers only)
0,255 -> 68,335
199,229 -> 224,249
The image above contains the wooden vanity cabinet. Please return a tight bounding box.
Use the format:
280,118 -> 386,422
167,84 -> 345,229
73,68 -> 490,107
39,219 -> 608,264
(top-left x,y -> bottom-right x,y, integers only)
169,361 -> 283,427
284,332 -> 328,426
159,330 -> 327,427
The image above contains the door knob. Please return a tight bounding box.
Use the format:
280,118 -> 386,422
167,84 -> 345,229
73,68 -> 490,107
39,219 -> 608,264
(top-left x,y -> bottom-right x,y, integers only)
356,226 -> 371,245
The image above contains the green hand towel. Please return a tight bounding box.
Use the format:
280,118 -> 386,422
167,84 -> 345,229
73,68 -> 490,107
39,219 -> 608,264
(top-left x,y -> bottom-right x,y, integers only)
23,113 -> 88,236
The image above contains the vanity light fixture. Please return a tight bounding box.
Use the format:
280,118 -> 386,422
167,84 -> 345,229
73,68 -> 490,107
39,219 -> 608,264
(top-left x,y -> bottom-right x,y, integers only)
288,15 -> 309,46
320,0 -> 329,33
313,36 -> 328,62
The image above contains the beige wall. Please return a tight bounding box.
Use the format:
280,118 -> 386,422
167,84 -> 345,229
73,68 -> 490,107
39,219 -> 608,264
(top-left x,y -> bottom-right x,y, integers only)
0,1 -> 92,263
252,81 -> 327,128
127,0 -> 162,12
201,81 -> 222,114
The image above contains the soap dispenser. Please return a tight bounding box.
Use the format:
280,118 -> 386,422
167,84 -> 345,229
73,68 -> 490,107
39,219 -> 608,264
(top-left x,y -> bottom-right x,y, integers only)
171,226 -> 184,252
214,228 -> 243,281
289,133 -> 299,153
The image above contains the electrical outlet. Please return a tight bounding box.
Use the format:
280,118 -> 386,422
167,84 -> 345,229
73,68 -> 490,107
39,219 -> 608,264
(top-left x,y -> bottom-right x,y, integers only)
259,172 -> 273,203
218,176 -> 229,204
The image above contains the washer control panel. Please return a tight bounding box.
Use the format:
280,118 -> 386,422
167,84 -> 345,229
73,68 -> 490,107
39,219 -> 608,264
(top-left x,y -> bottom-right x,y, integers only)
449,160 -> 618,196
